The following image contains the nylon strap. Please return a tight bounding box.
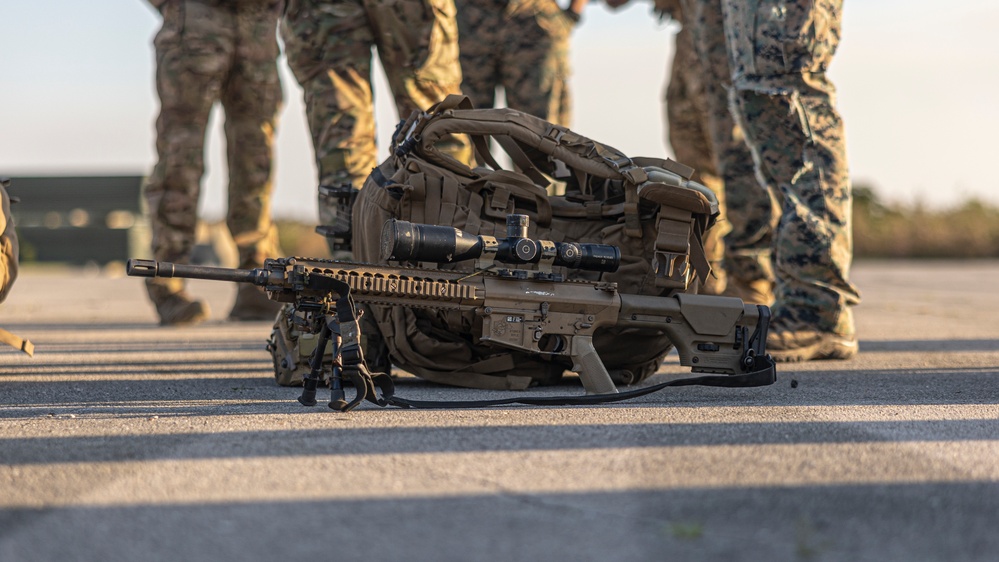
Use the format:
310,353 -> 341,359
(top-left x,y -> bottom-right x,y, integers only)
382,365 -> 777,409
493,135 -> 550,187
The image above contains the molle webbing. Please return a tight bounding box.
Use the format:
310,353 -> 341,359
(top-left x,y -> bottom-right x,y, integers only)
358,96 -> 722,389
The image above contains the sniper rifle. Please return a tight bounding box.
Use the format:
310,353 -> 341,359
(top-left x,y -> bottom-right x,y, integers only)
126,216 -> 776,411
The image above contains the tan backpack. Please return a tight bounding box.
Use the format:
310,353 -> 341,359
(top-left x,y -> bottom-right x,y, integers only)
349,96 -> 718,389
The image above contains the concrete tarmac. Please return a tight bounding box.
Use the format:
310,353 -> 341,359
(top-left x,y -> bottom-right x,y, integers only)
1,260 -> 998,561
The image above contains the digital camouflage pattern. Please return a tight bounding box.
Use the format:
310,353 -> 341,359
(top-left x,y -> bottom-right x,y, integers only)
145,0 -> 283,303
281,0 -> 471,235
456,0 -> 575,125
721,0 -> 860,336
666,0 -> 778,297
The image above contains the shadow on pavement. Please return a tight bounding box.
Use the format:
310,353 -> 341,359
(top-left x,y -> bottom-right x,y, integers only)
860,338 -> 999,353
2,484 -> 998,562
4,416 -> 999,465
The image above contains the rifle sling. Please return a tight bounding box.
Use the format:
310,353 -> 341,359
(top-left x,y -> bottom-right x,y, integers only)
370,362 -> 777,410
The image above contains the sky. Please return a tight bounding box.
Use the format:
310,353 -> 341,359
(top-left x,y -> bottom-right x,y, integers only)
1,0 -> 997,223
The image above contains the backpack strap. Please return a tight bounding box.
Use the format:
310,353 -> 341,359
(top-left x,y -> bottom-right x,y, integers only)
593,148 -> 649,238
418,107 -> 627,182
432,95 -> 508,174
492,135 -> 550,187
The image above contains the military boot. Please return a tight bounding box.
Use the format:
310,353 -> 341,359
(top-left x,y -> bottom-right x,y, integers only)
228,284 -> 282,321
147,278 -> 210,326
723,277 -> 775,306
766,318 -> 858,362
155,291 -> 210,326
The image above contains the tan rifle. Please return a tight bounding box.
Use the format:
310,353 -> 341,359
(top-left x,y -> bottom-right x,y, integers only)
127,218 -> 775,411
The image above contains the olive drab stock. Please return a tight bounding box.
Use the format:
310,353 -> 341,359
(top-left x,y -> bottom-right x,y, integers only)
350,95 -> 720,389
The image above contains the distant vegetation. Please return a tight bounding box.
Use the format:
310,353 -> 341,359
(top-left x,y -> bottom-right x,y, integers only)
272,184 -> 999,260
274,220 -> 333,259
852,184 -> 999,258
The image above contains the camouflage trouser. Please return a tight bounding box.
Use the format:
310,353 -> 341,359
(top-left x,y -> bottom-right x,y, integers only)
281,0 -> 470,239
670,0 -> 777,292
456,0 -> 574,126
666,17 -> 729,294
722,0 -> 860,335
145,0 -> 283,300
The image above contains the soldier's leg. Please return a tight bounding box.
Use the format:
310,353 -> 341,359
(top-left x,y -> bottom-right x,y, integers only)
499,0 -> 574,126
683,0 -> 776,304
665,22 -> 729,296
456,0 -> 503,111
733,90 -> 858,330
369,0 -> 471,164
144,0 -> 234,324
223,1 -> 285,320
282,0 -> 378,254
723,0 -> 860,360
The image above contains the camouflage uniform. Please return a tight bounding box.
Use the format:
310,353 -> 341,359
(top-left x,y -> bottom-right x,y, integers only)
664,0 -> 778,300
145,0 -> 284,323
456,0 -> 577,126
281,0 -> 470,248
722,0 -> 861,358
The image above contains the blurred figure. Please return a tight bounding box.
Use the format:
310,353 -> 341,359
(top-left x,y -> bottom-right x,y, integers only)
722,0 -> 861,361
281,0 -> 471,254
0,178 -> 32,355
456,0 -> 588,127
0,179 -> 18,306
607,0 -> 777,302
144,0 -> 285,325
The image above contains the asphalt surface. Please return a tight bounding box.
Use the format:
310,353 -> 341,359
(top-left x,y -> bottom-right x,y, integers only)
1,260 -> 997,561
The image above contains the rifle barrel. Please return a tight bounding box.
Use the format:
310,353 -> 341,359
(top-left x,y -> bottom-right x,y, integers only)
126,259 -> 260,284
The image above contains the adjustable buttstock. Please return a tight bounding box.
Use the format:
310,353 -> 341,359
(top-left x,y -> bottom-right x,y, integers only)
618,292 -> 770,377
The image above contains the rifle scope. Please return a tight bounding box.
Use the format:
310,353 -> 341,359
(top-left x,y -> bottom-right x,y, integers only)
380,215 -> 620,273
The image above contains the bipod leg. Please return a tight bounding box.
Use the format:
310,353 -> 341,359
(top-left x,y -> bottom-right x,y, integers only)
298,318 -> 333,407
328,327 -> 348,410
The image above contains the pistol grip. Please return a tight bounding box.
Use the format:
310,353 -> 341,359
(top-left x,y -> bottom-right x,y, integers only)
570,336 -> 618,395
